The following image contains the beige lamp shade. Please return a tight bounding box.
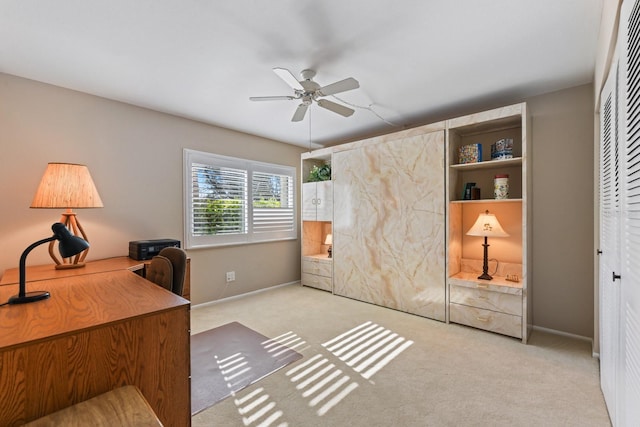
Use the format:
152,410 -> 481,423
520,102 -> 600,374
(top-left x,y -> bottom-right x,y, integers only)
466,210 -> 509,237
31,163 -> 103,208
324,234 -> 333,245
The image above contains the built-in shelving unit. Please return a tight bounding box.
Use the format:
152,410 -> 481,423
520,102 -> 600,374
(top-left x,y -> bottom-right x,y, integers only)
299,103 -> 531,343
301,149 -> 333,292
446,103 -> 531,342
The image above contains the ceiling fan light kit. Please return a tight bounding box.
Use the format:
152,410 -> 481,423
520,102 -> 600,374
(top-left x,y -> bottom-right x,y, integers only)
250,67 -> 360,122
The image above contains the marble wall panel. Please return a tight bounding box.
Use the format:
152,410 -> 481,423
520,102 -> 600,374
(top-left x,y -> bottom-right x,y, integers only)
333,144 -> 382,301
333,131 -> 446,321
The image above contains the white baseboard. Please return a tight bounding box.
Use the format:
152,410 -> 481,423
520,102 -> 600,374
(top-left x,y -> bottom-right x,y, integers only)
532,325 -> 593,343
191,281 -> 300,310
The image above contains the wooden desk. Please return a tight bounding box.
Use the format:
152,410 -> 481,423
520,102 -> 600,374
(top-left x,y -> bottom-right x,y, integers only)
0,256 -> 191,300
0,270 -> 190,426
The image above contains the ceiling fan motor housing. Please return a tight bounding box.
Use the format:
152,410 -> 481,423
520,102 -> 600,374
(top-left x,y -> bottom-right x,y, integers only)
300,69 -> 316,80
250,67 -> 360,121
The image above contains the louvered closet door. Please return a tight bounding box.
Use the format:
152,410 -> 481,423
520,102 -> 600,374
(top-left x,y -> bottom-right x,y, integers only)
621,0 -> 640,424
599,60 -> 621,425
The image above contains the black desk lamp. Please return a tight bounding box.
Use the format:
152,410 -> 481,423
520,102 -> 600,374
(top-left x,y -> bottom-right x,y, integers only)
8,223 -> 90,304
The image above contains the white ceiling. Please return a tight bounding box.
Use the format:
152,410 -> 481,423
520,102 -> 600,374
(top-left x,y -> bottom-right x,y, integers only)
0,0 -> 604,148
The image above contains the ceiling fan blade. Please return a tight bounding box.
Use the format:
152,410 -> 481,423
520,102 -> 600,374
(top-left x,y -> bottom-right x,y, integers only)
249,96 -> 296,101
317,77 -> 360,96
273,67 -> 304,90
291,103 -> 309,122
317,99 -> 355,117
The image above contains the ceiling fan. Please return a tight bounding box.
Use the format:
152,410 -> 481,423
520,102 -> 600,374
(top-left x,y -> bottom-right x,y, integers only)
250,68 -> 360,122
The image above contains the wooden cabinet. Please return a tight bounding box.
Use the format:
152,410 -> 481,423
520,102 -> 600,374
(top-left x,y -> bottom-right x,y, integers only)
302,181 -> 333,221
446,103 -> 531,342
301,254 -> 332,291
0,270 -> 190,426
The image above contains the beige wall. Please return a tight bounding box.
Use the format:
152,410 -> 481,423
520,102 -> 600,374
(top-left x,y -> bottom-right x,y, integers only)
0,73 -> 306,304
528,84 -> 595,338
0,72 -> 597,337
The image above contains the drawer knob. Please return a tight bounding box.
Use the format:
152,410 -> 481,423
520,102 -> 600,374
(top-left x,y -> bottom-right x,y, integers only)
476,316 -> 489,322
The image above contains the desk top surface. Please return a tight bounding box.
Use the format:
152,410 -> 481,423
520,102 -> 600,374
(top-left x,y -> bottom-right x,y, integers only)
0,256 -> 144,286
0,269 -> 188,349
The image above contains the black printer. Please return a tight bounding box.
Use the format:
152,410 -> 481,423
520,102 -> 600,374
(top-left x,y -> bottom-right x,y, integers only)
129,239 -> 181,260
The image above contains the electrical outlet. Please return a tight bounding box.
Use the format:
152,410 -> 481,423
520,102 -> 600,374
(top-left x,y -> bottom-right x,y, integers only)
226,271 -> 235,282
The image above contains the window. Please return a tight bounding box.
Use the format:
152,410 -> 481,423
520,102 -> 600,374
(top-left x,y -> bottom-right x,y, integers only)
184,149 -> 296,248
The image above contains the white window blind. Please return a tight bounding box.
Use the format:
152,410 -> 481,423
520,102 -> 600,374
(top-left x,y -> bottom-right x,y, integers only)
184,149 -> 296,248
252,170 -> 295,234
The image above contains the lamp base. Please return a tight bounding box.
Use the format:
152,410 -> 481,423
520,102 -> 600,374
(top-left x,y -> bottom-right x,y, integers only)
477,272 -> 493,280
55,262 -> 85,270
8,291 -> 51,305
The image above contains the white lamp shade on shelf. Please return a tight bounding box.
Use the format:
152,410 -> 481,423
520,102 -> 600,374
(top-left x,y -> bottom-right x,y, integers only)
324,234 -> 333,245
466,210 -> 509,237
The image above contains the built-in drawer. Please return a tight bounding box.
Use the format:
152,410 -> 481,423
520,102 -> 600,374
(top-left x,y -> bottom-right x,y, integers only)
301,272 -> 332,292
450,303 -> 522,339
302,258 -> 332,277
450,284 -> 522,316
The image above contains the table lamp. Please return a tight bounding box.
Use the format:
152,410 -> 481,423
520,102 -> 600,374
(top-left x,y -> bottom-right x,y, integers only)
30,162 -> 103,269
324,233 -> 333,258
8,222 -> 90,304
466,210 -> 509,280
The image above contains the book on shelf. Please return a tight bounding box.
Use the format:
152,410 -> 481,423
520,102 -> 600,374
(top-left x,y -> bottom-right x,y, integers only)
458,143 -> 482,164
463,182 -> 476,200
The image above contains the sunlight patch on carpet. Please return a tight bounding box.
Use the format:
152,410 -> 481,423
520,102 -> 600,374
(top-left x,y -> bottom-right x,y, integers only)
322,320 -> 414,379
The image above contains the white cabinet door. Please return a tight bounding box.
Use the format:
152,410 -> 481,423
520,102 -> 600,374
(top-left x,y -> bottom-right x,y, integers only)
302,182 -> 318,221
315,181 -> 333,221
302,181 -> 333,221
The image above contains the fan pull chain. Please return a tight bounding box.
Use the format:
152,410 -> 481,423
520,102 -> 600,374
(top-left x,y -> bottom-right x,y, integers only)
308,105 -> 312,152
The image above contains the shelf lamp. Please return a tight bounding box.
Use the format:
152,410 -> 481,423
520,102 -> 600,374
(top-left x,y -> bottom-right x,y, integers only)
30,162 -> 103,269
324,233 -> 333,258
9,223 -> 90,304
466,210 -> 509,280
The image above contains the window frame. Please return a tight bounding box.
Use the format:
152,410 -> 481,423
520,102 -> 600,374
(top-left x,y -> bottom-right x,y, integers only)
183,149 -> 297,249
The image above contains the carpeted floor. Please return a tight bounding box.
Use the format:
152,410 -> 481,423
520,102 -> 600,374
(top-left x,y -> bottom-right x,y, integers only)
191,284 -> 611,427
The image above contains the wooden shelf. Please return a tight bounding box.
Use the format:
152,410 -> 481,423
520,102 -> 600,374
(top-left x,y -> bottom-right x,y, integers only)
450,157 -> 522,171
